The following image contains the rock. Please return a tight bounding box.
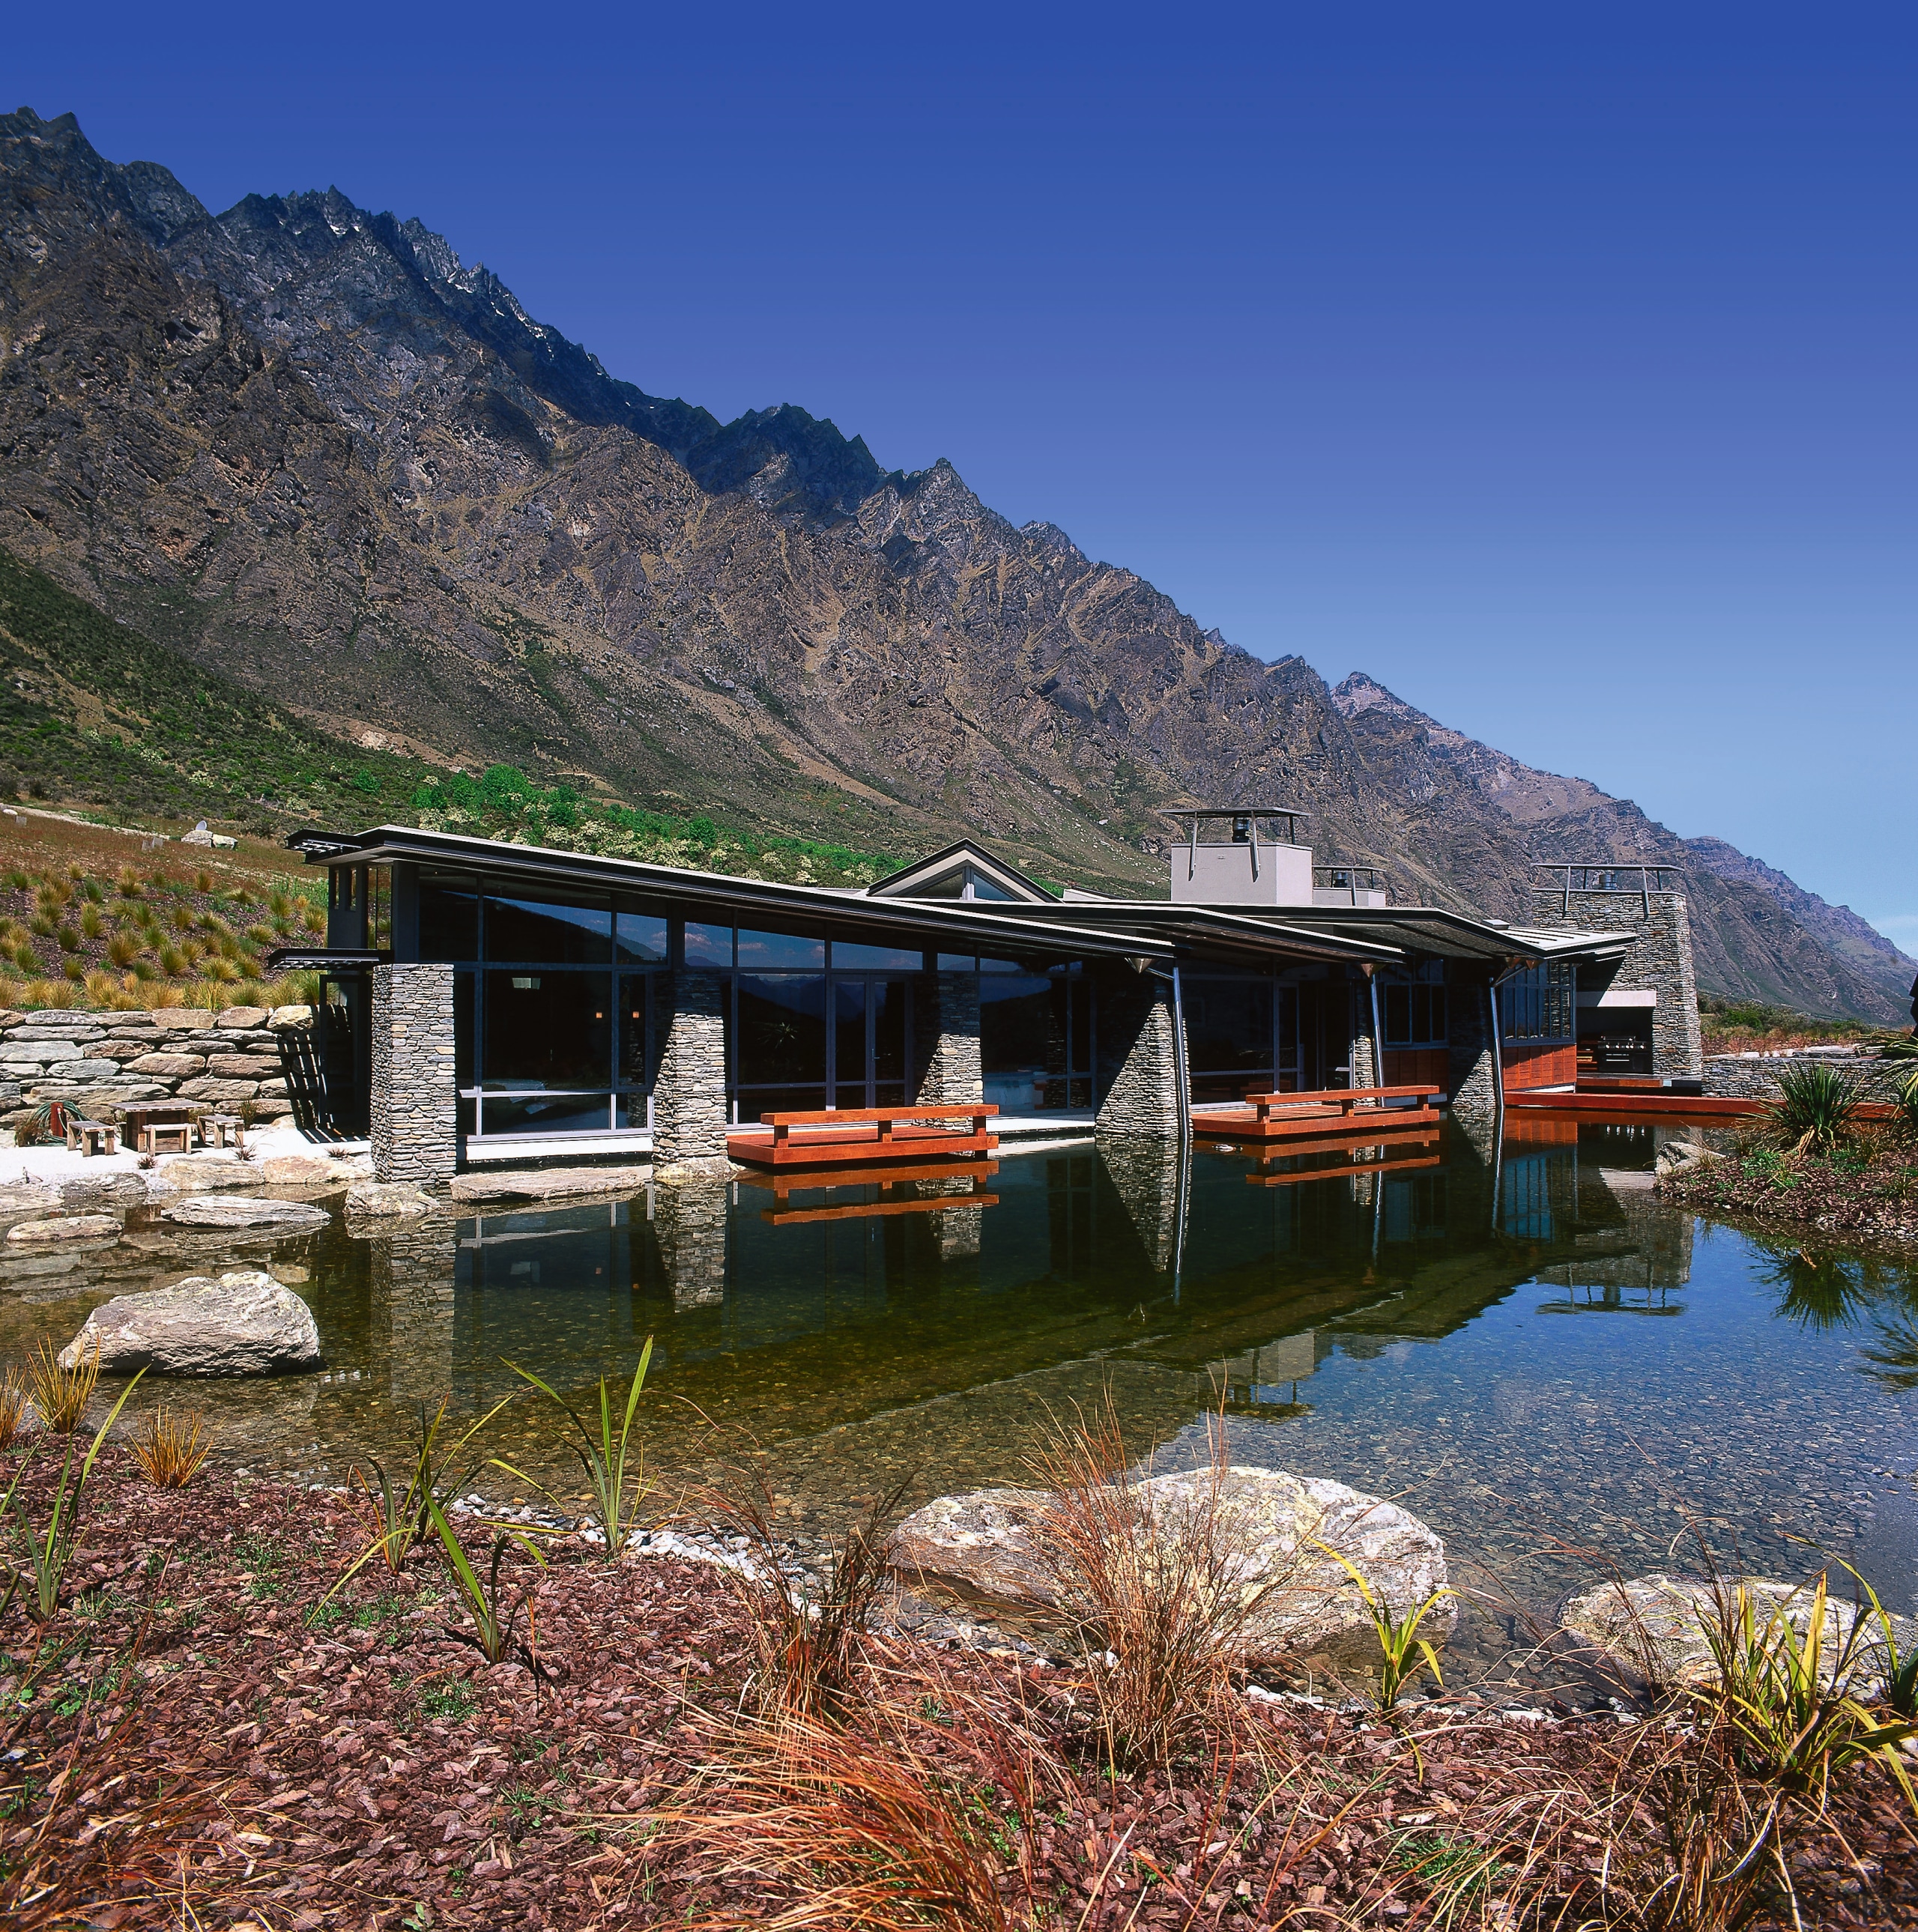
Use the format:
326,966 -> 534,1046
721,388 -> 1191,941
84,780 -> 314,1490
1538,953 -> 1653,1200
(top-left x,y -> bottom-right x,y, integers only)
175,1078 -> 260,1101
206,1054 -> 282,1081
163,1196 -> 331,1229
345,1180 -> 436,1218
268,1005 -> 314,1031
1656,1140 -> 1725,1177
58,1172 -> 149,1210
58,1268 -> 321,1375
448,1165 -> 653,1203
6,1214 -> 122,1245
127,1052 -> 211,1079
215,1007 -> 270,1029
88,1039 -> 163,1063
890,1467 -> 1453,1668
0,1183 -> 62,1228
148,1010 -> 217,1032
253,1153 -> 349,1186
157,1153 -> 261,1193
1557,1573 -> 1884,1690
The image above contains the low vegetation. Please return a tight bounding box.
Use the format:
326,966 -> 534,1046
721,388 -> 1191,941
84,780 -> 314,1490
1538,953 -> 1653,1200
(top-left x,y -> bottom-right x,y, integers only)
1698,995 -> 1888,1056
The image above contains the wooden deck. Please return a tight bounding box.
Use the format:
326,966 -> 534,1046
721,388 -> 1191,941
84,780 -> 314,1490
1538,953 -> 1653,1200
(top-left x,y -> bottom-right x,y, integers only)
740,1163 -> 1001,1225
1505,1090 -> 1762,1119
726,1104 -> 999,1171
1191,1085 -> 1444,1144
1244,1137 -> 1442,1187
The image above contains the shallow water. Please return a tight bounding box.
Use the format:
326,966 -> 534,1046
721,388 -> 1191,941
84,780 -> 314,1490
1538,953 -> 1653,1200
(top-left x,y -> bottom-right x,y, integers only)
7,1119 -> 1918,1680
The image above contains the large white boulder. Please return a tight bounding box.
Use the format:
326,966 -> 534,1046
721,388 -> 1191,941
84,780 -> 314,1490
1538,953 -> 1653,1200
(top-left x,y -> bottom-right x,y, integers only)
6,1213 -> 121,1246
58,1269 -> 322,1375
891,1465 -> 1453,1668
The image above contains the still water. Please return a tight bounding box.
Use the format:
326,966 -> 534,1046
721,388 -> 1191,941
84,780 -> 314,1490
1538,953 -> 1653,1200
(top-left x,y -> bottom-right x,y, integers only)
7,1120 -> 1918,1671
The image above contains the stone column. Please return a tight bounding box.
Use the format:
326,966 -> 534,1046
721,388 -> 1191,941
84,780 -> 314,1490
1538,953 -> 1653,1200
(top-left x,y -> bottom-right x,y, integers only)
913,972 -> 983,1104
1094,969 -> 1185,1137
1447,971 -> 1500,1127
652,970 -> 731,1176
1346,976 -> 1379,1088
370,963 -> 458,1184
654,1178 -> 730,1307
1528,887 -> 1704,1077
369,1219 -> 456,1407
1098,1135 -> 1184,1272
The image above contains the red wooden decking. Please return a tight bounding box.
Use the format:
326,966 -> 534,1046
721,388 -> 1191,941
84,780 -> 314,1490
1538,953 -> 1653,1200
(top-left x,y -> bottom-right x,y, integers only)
1505,1090 -> 1762,1119
726,1104 -> 999,1170
740,1162 -> 1002,1224
1191,1085 -> 1444,1144
1243,1136 -> 1442,1187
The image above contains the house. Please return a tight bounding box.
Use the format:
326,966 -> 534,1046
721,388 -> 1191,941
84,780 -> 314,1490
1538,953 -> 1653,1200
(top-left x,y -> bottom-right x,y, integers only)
270,810 -> 1698,1181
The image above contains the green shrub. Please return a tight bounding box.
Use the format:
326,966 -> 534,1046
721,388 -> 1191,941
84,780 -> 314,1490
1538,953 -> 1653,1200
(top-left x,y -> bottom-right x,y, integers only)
1765,1062 -> 1862,1157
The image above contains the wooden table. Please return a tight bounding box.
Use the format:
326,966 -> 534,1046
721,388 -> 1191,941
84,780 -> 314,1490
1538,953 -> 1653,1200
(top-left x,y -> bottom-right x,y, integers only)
727,1104 -> 999,1171
1191,1085 -> 1444,1144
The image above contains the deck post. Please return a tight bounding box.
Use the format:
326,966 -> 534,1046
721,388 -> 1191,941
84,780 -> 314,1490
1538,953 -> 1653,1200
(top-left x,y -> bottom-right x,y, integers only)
913,972 -> 983,1104
653,969 -> 732,1176
370,963 -> 459,1184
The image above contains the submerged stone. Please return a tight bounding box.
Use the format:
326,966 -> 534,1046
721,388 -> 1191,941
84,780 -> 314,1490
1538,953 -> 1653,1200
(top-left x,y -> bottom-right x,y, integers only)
345,1181 -> 437,1219
448,1166 -> 651,1204
5,1212 -> 121,1246
163,1196 -> 332,1229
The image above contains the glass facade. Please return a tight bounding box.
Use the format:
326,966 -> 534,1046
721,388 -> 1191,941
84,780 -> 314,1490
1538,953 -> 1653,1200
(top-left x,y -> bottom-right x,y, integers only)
1185,976 -> 1300,1102
1501,961 -> 1576,1042
979,968 -> 1093,1112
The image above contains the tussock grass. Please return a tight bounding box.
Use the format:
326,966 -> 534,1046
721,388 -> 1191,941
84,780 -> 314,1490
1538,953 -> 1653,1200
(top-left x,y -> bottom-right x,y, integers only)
0,1366 -> 29,1450
129,1407 -> 214,1488
27,1336 -> 98,1435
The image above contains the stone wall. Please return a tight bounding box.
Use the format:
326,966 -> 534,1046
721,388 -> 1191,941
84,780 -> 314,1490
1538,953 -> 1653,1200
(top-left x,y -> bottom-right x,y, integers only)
1447,973 -> 1498,1125
1528,888 -> 1704,1076
913,972 -> 983,1105
651,969 -> 729,1169
0,1002 -> 311,1131
1094,968 -> 1186,1136
369,964 -> 459,1185
1702,1050 -> 1914,1103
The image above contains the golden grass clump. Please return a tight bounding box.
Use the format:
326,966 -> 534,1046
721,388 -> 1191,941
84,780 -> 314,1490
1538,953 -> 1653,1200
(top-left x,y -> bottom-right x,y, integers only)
130,1407 -> 214,1488
28,1336 -> 99,1435
0,1366 -> 30,1450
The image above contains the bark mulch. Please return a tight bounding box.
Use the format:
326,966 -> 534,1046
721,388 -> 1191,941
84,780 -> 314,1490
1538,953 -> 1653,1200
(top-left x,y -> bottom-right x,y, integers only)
1660,1141 -> 1918,1250
2,1457 -> 1915,1928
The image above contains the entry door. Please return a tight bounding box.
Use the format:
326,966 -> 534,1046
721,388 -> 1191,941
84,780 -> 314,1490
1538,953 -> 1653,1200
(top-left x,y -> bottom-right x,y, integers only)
832,976 -> 910,1109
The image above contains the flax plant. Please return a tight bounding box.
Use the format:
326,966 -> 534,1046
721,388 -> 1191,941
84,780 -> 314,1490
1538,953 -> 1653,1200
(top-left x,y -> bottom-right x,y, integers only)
420,1490 -> 543,1665
494,1341 -> 656,1560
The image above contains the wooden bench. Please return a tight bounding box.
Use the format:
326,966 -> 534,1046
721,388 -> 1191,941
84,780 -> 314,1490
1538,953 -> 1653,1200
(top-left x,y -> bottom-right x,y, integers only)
726,1104 -> 999,1171
119,1103 -> 209,1156
64,1118 -> 118,1157
141,1121 -> 196,1156
1191,1085 -> 1444,1144
203,1113 -> 246,1149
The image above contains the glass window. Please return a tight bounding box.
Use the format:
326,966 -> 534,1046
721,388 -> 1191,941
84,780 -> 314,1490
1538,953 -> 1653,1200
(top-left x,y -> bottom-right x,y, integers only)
966,870 -> 1015,901
1186,979 -> 1274,1072
420,878 -> 479,961
481,972 -> 612,1088
480,1094 -> 613,1136
683,921 -> 733,966
618,973 -> 653,1092
1384,982 -> 1447,1047
736,928 -> 826,969
454,971 -> 474,1088
366,866 -> 393,951
937,953 -> 977,972
736,974 -> 827,1088
914,869 -> 967,899
832,940 -> 925,970
483,894 -> 612,963
615,909 -> 668,964
978,957 -> 1025,974
834,979 -> 866,1111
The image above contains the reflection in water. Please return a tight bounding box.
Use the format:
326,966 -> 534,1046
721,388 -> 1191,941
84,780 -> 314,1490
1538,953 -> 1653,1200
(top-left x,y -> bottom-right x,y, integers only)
6,1120 -> 1918,1653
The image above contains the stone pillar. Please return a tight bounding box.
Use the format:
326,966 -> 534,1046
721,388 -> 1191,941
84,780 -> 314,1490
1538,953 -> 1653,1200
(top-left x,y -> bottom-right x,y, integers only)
654,1178 -> 729,1307
1094,969 -> 1185,1137
369,1219 -> 456,1407
913,972 -> 983,1104
653,970 -> 731,1175
1529,887 -> 1704,1077
1346,976 -> 1379,1088
370,963 -> 458,1184
1447,970 -> 1500,1127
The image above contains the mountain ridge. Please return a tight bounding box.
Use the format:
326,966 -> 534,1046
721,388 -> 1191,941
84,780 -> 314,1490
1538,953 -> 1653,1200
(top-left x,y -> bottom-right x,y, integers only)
1,105 -> 1908,1022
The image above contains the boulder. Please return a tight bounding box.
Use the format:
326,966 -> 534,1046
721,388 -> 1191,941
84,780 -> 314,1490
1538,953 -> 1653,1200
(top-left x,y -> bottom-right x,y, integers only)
891,1466 -> 1453,1668
6,1214 -> 121,1246
57,1172 -> 149,1211
0,1183 -> 62,1227
158,1153 -> 266,1193
1656,1140 -> 1725,1178
176,1078 -> 260,1102
449,1165 -> 653,1204
258,1154 -> 354,1187
58,1268 -> 321,1375
215,1007 -> 270,1029
148,1011 -> 217,1032
1557,1573 -> 1889,1690
127,1052 -> 210,1079
346,1181 -> 437,1219
268,1005 -> 315,1031
163,1196 -> 331,1230
207,1054 -> 282,1081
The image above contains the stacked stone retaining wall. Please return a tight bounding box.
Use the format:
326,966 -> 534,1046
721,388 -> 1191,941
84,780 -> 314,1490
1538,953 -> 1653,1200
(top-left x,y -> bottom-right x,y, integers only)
0,1003 -> 312,1131
1701,1050 -> 1914,1104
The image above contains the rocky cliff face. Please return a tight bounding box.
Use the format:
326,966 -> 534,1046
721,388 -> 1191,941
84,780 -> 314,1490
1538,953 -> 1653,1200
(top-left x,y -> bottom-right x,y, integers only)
1,108 -> 1907,1020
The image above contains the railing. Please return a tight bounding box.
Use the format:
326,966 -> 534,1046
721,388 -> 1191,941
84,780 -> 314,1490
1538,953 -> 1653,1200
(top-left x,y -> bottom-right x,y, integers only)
1533,862 -> 1683,917
1312,865 -> 1385,903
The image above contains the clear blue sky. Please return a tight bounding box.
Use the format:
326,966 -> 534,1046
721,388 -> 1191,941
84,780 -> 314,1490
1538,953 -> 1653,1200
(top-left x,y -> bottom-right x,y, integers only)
10,2 -> 1915,948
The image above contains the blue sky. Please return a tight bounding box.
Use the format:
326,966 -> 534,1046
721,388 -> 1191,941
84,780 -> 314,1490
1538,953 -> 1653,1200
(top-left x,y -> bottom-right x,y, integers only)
10,2 -> 1914,948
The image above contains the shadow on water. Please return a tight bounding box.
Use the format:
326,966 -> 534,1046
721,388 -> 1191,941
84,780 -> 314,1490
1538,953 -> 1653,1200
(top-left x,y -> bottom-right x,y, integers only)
7,1115 -> 1918,1665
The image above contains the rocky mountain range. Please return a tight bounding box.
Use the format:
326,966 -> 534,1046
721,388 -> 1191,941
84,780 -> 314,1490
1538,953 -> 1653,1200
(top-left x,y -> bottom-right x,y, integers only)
1,106 -> 1909,1022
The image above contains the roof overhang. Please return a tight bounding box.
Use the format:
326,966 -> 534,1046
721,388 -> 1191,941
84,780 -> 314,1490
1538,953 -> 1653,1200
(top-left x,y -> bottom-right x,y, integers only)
264,946 -> 386,972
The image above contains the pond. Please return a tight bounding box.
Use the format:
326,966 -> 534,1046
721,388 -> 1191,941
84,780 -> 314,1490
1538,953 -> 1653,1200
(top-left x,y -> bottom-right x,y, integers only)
7,1119 -> 1917,1685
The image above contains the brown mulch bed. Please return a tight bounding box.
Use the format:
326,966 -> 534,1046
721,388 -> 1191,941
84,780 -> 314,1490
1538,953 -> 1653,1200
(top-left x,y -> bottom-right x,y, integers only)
3,1458 -> 1917,1928
1660,1142 -> 1918,1249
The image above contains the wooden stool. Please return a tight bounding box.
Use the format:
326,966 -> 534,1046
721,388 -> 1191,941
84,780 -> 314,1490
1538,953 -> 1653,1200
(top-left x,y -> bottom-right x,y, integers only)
203,1114 -> 245,1149
70,1119 -> 118,1157
142,1121 -> 194,1156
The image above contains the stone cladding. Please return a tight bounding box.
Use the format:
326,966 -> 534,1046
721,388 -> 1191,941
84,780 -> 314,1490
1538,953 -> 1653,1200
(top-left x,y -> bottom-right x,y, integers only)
651,970 -> 729,1170
1528,888 -> 1704,1076
0,1003 -> 309,1130
1702,1050 -> 1914,1103
370,964 -> 458,1185
913,972 -> 984,1104
654,1179 -> 728,1305
1094,968 -> 1186,1137
1447,974 -> 1499,1125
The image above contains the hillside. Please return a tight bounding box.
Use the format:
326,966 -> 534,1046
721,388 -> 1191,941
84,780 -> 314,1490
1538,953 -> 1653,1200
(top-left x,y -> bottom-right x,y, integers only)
1,106 -> 1907,1021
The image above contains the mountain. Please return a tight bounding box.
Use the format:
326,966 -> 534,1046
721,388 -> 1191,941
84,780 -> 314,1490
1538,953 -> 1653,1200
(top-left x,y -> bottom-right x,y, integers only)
1331,674 -> 1914,1021
1,106 -> 1908,1023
